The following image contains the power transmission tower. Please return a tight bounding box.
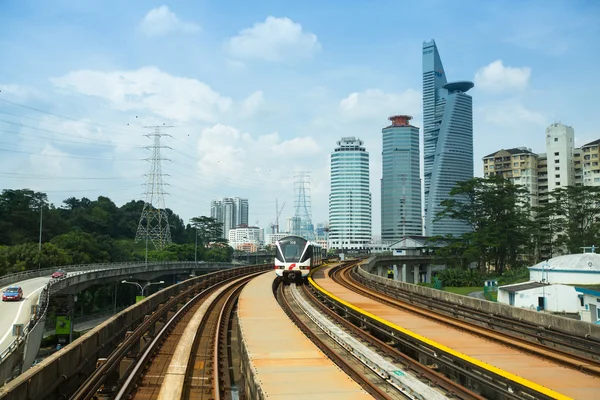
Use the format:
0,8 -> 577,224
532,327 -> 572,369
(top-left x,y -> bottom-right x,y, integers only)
292,171 -> 315,240
135,126 -> 173,258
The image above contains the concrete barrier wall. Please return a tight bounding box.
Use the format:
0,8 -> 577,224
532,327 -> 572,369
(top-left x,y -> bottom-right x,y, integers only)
358,261 -> 600,340
0,343 -> 23,387
0,265 -> 268,400
237,316 -> 264,400
21,319 -> 45,373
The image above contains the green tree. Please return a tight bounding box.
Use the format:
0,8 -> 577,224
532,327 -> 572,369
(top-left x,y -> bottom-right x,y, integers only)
435,176 -> 531,274
190,216 -> 226,247
549,186 -> 600,254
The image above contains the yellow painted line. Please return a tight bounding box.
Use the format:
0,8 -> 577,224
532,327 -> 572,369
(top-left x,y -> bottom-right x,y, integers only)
308,265 -> 573,400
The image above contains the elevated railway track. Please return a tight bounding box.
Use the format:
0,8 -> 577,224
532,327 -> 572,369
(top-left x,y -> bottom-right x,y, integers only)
305,260 -> 600,399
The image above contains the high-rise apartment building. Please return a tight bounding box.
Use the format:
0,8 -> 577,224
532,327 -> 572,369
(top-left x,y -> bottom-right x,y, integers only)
546,122 -> 575,192
482,147 -> 539,208
328,137 -> 372,249
422,39 -> 474,237
381,115 -> 422,241
483,123 -> 591,209
210,197 -> 249,238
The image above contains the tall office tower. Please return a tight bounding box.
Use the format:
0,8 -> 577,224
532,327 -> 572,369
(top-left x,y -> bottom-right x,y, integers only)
234,197 -> 249,226
381,115 -> 423,242
328,137 -> 372,249
210,197 -> 249,238
422,39 -> 474,237
546,122 -> 575,193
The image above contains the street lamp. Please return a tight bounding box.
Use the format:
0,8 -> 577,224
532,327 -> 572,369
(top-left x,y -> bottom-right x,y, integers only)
121,280 -> 165,297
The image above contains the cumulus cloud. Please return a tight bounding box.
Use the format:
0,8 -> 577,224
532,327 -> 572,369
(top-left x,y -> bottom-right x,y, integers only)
228,16 -> 321,62
196,124 -> 323,191
51,67 -> 233,122
339,89 -> 421,120
0,84 -> 44,101
474,60 -> 531,92
138,5 -> 200,37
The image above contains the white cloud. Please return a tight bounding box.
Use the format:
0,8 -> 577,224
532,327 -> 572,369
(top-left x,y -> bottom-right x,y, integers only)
477,101 -> 546,126
196,124 -> 323,192
51,67 -> 233,123
339,89 -> 421,120
228,16 -> 321,62
474,60 -> 531,92
240,91 -> 265,118
138,5 -> 200,37
0,84 -> 44,101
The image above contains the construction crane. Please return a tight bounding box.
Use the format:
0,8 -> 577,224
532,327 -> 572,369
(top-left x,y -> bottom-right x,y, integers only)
270,199 -> 286,234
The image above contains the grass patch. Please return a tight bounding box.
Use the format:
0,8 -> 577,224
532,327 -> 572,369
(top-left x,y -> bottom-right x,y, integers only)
444,286 -> 484,296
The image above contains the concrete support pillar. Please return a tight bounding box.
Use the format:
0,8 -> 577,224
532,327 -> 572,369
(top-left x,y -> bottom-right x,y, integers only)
426,265 -> 432,283
413,266 -> 419,284
392,265 -> 398,281
401,264 -> 407,282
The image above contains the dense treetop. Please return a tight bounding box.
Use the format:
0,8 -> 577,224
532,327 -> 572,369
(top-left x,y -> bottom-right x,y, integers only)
0,189 -> 232,275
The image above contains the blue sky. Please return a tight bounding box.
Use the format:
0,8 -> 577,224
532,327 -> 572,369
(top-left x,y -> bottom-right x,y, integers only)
1,0 -> 599,237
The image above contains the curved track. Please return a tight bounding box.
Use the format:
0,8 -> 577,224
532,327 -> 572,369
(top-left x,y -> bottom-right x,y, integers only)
335,263 -> 600,376
276,280 -> 396,400
117,274 -> 258,400
70,269 -> 263,400
298,281 -> 485,400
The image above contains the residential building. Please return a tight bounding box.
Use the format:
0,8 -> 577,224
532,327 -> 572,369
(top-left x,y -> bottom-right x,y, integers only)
328,136 -> 372,249
546,122 -> 575,192
482,123 -> 599,207
210,197 -> 249,238
228,225 -> 261,251
580,139 -> 600,186
381,115 -> 422,241
482,147 -> 539,208
422,39 -> 474,237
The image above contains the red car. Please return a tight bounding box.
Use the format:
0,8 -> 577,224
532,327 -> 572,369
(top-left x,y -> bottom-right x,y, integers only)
2,286 -> 23,301
51,269 -> 66,279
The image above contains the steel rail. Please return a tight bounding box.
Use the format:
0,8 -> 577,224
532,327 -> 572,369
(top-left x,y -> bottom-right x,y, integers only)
116,273 -> 259,400
212,283 -> 245,400
276,280 -> 394,400
70,269 -> 250,400
355,266 -> 600,357
338,264 -> 600,377
300,282 -> 485,400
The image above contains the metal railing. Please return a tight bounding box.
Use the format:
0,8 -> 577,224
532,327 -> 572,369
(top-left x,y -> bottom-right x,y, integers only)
0,261 -> 235,365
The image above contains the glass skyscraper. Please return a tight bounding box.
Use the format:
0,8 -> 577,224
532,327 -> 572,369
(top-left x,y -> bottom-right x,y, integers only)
381,115 -> 422,242
328,137 -> 372,249
423,39 -> 474,237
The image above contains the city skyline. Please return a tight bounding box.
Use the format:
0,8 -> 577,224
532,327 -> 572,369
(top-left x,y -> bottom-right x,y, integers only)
1,1 -> 599,236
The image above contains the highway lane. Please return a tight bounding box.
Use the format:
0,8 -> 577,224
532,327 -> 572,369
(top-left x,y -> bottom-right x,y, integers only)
0,276 -> 51,355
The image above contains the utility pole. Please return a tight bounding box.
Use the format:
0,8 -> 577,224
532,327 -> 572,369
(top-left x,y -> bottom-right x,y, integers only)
135,126 -> 173,261
38,203 -> 43,270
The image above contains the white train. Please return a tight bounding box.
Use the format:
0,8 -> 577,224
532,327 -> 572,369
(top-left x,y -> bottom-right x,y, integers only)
274,235 -> 323,284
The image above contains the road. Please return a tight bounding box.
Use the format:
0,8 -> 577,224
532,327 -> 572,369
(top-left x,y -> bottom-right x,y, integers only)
468,291 -> 486,300
0,276 -> 51,355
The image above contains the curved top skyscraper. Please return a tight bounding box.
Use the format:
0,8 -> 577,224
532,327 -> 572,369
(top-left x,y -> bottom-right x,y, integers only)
423,39 -> 474,237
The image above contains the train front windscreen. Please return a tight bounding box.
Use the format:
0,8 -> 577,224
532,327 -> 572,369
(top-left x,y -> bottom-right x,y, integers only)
277,237 -> 307,263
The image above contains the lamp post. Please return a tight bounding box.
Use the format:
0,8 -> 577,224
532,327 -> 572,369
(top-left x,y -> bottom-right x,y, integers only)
195,227 -> 198,263
121,280 -> 164,301
541,260 -> 549,311
38,202 -> 43,270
